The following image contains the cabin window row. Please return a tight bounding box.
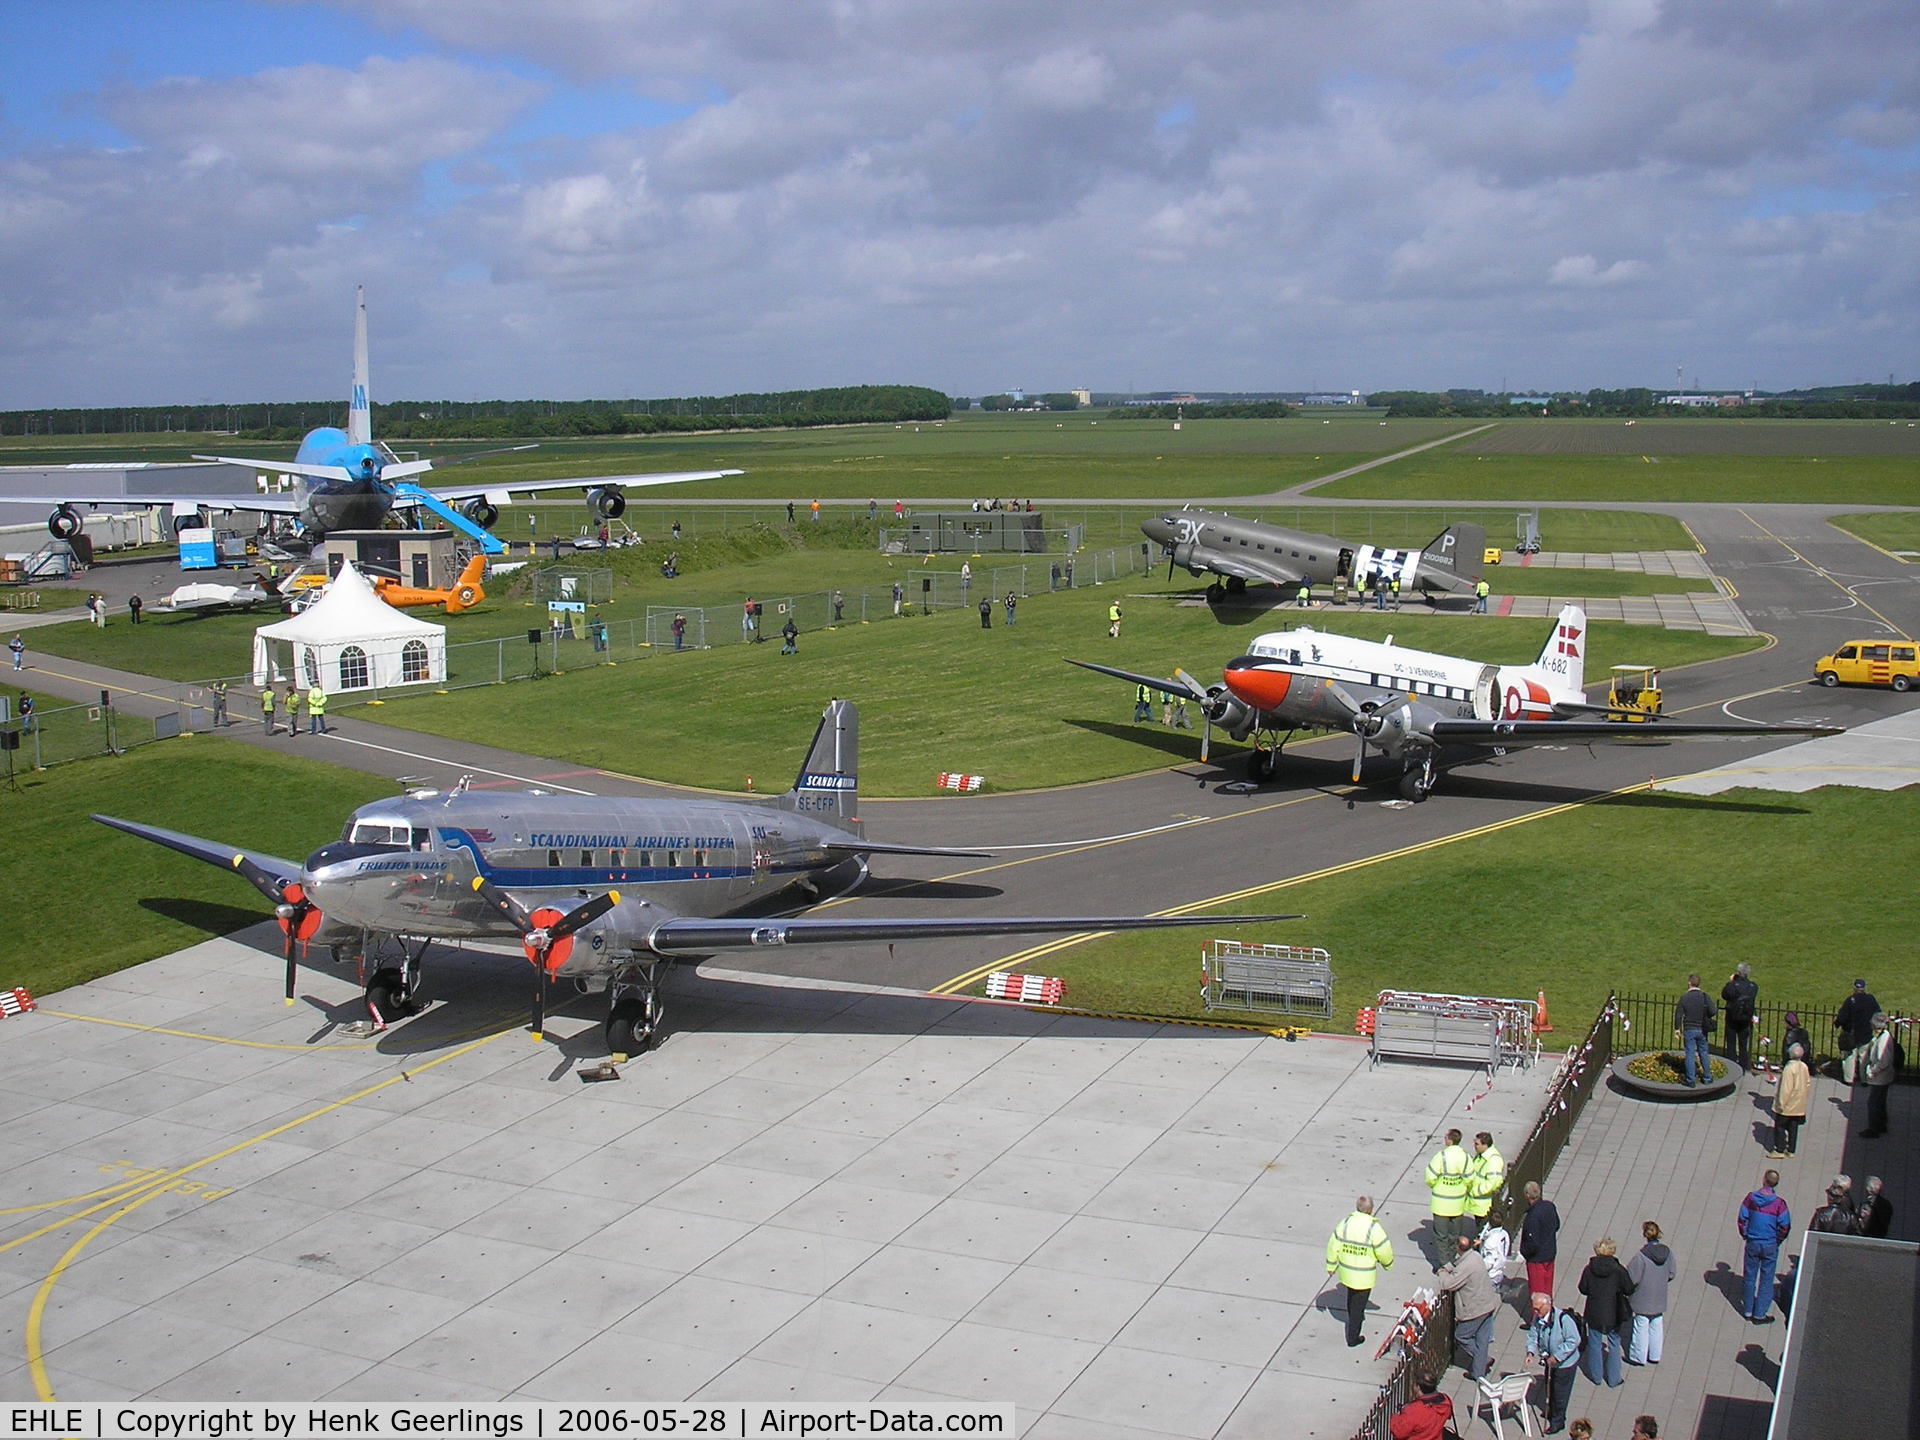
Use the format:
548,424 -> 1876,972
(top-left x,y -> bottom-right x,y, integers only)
544,848 -> 711,868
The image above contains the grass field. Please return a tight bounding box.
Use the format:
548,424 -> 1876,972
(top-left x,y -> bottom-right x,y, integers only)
354,590 -> 1758,794
1828,512 -> 1920,559
1315,453 -> 1920,505
0,745 -> 391,984
985,784 -> 1918,1045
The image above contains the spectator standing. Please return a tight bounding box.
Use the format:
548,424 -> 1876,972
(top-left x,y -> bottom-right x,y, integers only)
128,594 -> 143,624
960,561 -> 971,594
1437,1234 -> 1498,1381
1835,979 -> 1881,1082
1325,1195 -> 1394,1348
1521,1181 -> 1561,1300
1781,1011 -> 1812,1071
780,617 -> 798,655
810,499 -> 820,522
1673,974 -> 1717,1087
1809,1183 -> 1857,1234
867,499 -> 877,521
1424,1128 -> 1472,1266
978,597 -> 992,629
1736,1169 -> 1791,1323
1065,556 -> 1075,587
1861,1013 -> 1899,1137
1387,1370 -> 1453,1440
1769,1043 -> 1810,1157
1625,1222 -> 1675,1366
1722,963 -> 1758,1070
1857,1176 -> 1893,1238
671,520 -> 682,540
1630,1420 -> 1659,1440
893,499 -> 904,520
1466,1131 -> 1505,1239
1525,1292 -> 1582,1435
17,694 -> 33,732
1576,1238 -> 1634,1387
785,501 -> 795,523
209,681 -> 228,728
671,613 -> 686,651
7,634 -> 23,670
831,590 -> 844,623
1003,592 -> 1016,626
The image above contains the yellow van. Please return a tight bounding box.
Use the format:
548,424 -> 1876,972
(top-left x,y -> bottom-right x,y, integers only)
1815,639 -> 1920,692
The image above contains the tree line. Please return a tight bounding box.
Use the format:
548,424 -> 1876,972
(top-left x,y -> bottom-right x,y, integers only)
1370,385 -> 1920,419
0,384 -> 954,440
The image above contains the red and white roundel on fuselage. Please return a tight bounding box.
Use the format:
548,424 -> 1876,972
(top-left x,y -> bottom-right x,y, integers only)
1500,677 -> 1552,719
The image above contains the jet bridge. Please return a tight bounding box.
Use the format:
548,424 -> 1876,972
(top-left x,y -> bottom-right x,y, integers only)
389,480 -> 507,555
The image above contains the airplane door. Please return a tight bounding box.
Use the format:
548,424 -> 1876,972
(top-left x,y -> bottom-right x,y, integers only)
1336,548 -> 1354,582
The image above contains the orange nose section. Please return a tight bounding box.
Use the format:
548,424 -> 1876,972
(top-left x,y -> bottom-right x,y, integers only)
1223,660 -> 1292,712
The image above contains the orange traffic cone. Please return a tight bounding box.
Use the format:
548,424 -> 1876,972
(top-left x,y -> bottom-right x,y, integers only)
1534,989 -> 1554,1033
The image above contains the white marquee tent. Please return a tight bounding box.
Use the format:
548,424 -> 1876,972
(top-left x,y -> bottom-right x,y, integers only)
251,561 -> 446,692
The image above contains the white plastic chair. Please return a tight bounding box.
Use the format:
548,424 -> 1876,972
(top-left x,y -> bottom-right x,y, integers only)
1477,1372 -> 1538,1440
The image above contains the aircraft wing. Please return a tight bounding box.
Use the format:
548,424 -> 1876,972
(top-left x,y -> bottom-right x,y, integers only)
92,815 -> 305,903
639,909 -> 1299,956
1065,658 -> 1212,702
1196,551 -> 1304,588
413,469 -> 744,506
1429,719 -> 1843,750
8,489 -> 305,517
823,840 -> 993,859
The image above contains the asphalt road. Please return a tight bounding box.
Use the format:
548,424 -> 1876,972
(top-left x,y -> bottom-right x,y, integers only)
13,499 -> 1917,998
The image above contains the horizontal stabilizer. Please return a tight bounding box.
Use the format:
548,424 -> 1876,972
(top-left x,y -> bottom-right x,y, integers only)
641,910 -> 1301,956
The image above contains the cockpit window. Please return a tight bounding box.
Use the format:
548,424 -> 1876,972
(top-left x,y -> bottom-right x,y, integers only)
348,820 -> 413,848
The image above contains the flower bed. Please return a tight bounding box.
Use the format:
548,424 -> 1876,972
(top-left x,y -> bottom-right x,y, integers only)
1610,1050 -> 1741,1099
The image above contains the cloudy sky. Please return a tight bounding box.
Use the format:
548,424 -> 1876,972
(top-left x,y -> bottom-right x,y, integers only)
3,0 -> 1914,408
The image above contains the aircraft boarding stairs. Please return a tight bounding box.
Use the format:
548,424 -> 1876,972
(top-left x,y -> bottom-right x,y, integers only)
389,480 -> 507,555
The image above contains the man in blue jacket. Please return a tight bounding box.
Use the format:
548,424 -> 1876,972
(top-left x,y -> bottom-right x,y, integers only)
1736,1169 -> 1791,1324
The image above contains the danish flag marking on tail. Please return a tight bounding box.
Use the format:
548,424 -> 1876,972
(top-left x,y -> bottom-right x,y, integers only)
1556,623 -> 1583,657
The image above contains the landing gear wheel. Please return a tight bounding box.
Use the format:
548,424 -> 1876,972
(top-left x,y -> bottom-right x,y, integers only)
1247,747 -> 1276,783
606,998 -> 656,1057
1206,582 -> 1225,604
1226,575 -> 1247,595
1398,770 -> 1432,802
365,966 -> 415,1022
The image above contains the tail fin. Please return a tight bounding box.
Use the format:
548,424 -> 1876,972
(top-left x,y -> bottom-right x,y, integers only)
348,284 -> 372,448
780,699 -> 859,831
1530,603 -> 1587,695
1420,521 -> 1486,586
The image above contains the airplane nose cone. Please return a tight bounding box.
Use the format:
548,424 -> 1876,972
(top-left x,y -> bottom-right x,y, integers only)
1223,657 -> 1291,712
1141,517 -> 1173,544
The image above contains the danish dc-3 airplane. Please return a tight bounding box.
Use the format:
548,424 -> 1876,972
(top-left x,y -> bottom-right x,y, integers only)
96,701 -> 1295,1055
1144,507 -> 1485,603
24,287 -> 742,547
1071,604 -> 1839,801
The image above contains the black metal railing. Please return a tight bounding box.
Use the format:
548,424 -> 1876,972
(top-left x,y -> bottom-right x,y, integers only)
1347,1290 -> 1457,1440
1497,995 -> 1617,1235
1611,991 -> 1917,1082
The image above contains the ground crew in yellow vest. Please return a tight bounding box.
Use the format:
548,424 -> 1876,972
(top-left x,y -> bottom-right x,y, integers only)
1389,575 -> 1401,608
261,685 -> 275,734
1466,1130 -> 1505,1238
1326,1195 -> 1394,1347
1426,1127 -> 1472,1264
307,683 -> 329,735
1108,601 -> 1123,638
1297,582 -> 1311,607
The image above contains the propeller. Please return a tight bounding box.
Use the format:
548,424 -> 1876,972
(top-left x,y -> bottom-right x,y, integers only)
1173,667 -> 1214,763
470,878 -> 621,1039
231,854 -> 322,1004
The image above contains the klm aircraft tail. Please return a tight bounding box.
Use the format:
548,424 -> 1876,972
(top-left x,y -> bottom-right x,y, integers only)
348,284 -> 372,448
780,699 -> 859,830
1419,521 -> 1487,589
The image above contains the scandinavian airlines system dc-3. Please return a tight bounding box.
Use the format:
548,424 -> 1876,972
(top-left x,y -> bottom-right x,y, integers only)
96,701 -> 1295,1055
1072,604 -> 1838,801
20,286 -> 742,546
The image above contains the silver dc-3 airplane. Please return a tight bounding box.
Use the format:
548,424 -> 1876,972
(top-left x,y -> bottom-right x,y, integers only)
1143,507 -> 1485,604
96,701 -> 1295,1055
1071,604 -> 1839,801
24,286 -> 742,549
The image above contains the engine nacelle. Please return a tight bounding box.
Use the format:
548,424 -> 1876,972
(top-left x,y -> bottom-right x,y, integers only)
1364,697 -> 1445,760
1202,686 -> 1258,741
48,506 -> 83,540
588,487 -> 626,521
464,498 -> 499,529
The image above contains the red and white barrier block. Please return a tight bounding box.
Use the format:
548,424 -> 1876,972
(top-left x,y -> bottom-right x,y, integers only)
936,772 -> 985,792
985,972 -> 1065,1004
0,987 -> 37,1018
